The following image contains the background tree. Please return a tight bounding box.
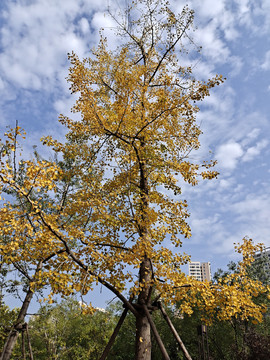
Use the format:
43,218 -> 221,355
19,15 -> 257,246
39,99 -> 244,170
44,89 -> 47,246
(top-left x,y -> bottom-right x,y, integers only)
26,295 -> 270,360
209,257 -> 270,360
0,128 -> 73,360
27,298 -> 116,360
0,303 -> 19,357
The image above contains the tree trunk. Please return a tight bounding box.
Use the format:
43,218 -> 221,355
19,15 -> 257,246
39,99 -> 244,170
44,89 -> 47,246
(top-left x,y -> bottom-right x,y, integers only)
0,260 -> 43,360
0,287 -> 34,360
22,328 -> 26,360
135,311 -> 151,360
134,139 -> 153,359
135,257 -> 152,360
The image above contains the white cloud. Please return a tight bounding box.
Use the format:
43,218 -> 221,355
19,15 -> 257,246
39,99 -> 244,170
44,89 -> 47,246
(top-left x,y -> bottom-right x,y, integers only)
0,0 -> 99,94
215,142 -> 243,170
261,50 -> 270,70
219,179 -> 231,189
253,0 -> 270,33
194,22 -> 230,64
235,0 -> 250,17
189,214 -> 223,242
242,139 -> 269,162
194,0 -> 225,18
241,128 -> 260,146
228,56 -> 243,76
195,0 -> 239,41
0,77 -> 4,91
229,193 -> 270,235
79,18 -> 90,34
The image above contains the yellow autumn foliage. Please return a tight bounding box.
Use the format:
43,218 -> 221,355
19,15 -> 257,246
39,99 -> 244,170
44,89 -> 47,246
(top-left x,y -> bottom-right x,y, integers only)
0,0 -> 268,328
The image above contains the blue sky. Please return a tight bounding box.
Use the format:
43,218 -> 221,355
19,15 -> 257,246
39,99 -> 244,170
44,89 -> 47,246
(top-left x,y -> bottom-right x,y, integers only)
1,0 -> 270,308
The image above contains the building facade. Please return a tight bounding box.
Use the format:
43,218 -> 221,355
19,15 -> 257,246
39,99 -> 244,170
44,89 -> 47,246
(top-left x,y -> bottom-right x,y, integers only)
253,247 -> 270,281
189,261 -> 212,281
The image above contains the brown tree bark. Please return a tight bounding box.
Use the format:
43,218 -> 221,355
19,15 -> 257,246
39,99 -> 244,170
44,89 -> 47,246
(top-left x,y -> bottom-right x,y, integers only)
0,287 -> 34,360
135,257 -> 152,360
0,261 -> 44,360
133,136 -> 154,360
135,311 -> 151,360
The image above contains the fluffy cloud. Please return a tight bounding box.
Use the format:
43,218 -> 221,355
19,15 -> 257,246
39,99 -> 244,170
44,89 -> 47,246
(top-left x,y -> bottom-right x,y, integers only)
0,0 -> 103,94
242,139 -> 269,162
241,128 -> 260,146
79,18 -> 90,35
215,142 -> 243,170
261,50 -> 270,70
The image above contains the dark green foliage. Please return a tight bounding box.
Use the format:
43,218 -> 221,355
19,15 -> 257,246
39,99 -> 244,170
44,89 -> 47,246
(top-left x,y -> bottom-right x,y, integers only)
107,302 -> 270,360
11,280 -> 269,360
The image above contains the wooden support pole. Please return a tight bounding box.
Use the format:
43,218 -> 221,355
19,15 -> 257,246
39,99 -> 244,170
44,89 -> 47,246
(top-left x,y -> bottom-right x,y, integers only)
142,304 -> 170,360
99,307 -> 129,360
158,302 -> 192,360
26,324 -> 34,360
21,330 -> 26,360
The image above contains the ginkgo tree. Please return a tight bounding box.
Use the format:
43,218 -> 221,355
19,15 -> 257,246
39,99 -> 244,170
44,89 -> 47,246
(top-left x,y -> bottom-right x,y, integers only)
0,1 -> 269,359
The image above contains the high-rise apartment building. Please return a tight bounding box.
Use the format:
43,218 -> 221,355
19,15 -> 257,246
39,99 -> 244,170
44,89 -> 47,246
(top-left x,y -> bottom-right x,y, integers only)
253,247 -> 270,280
188,261 -> 202,280
189,261 -> 212,281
